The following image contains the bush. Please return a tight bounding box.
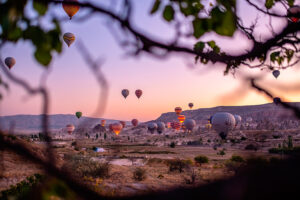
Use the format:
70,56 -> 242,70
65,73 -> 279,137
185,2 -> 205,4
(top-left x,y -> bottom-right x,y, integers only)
133,168 -> 147,181
194,155 -> 209,165
245,144 -> 258,151
217,149 -> 226,156
230,155 -> 244,162
71,141 -> 77,146
170,142 -> 176,148
268,146 -> 300,156
167,159 -> 189,173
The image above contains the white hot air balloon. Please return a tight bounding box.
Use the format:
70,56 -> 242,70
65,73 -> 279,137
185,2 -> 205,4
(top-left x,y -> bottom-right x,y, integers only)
184,119 -> 196,132
147,123 -> 158,134
157,122 -> 166,134
211,112 -> 236,140
63,32 -> 75,47
234,115 -> 242,127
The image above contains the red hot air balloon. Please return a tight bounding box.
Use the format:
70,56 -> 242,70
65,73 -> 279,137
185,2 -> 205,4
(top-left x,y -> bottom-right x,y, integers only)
66,124 -> 75,134
174,107 -> 182,115
188,103 -> 194,109
5,57 -> 16,69
166,122 -> 171,128
101,120 -> 106,127
120,121 -> 126,128
288,5 -> 300,23
62,0 -> 80,19
131,119 -> 138,127
177,115 -> 185,123
112,123 -> 123,135
135,89 -> 143,99
171,121 -> 181,130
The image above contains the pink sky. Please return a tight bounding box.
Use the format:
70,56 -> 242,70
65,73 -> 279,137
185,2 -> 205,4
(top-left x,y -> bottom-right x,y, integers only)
1,0 -> 300,121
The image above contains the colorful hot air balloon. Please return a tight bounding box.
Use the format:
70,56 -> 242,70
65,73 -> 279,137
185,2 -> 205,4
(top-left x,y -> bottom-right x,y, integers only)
166,122 -> 171,128
101,119 -> 106,127
184,119 -> 196,132
66,124 -> 75,134
131,119 -> 138,127
157,122 -> 165,134
62,0 -> 80,19
188,103 -> 194,109
75,111 -> 82,119
273,97 -> 281,105
211,112 -> 235,140
135,89 -> 143,99
272,70 -> 280,79
120,121 -> 126,128
177,115 -> 185,123
147,123 -> 157,134
63,32 -> 75,47
171,121 -> 181,130
4,57 -> 16,69
174,107 -> 182,115
205,123 -> 212,130
288,5 -> 300,23
111,123 -> 122,135
121,89 -> 129,99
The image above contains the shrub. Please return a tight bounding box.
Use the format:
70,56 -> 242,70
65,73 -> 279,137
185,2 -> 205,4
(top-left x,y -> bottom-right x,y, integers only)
230,155 -> 244,163
133,168 -> 147,181
241,136 -> 247,141
170,142 -> 176,148
71,141 -> 77,146
167,159 -> 188,173
217,149 -> 226,156
194,155 -> 209,165
157,174 -> 164,179
245,144 -> 258,151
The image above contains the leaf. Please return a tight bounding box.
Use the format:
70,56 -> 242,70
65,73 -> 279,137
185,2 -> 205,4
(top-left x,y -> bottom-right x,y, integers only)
207,40 -> 216,48
270,51 -> 280,63
194,41 -> 205,52
265,0 -> 274,9
163,5 -> 174,22
211,7 -> 236,36
193,18 -> 209,38
33,1 -> 48,15
34,49 -> 52,66
287,0 -> 295,7
150,0 -> 161,14
285,49 -> 294,63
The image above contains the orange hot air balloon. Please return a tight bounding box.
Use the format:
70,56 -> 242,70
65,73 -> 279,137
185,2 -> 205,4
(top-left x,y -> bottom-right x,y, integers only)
174,107 -> 182,115
178,115 -> 185,123
135,89 -> 143,99
111,123 -> 123,135
120,121 -> 126,128
131,119 -> 138,127
101,119 -> 106,127
171,121 -> 181,130
66,124 -> 75,134
62,0 -> 80,19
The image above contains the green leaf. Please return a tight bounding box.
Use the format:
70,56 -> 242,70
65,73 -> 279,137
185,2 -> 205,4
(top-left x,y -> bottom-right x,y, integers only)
193,18 -> 209,38
265,0 -> 274,9
287,0 -> 294,7
163,5 -> 174,22
207,41 -> 216,48
150,0 -> 161,14
34,49 -> 52,66
211,7 -> 236,36
33,1 -> 48,15
270,51 -> 280,63
285,49 -> 294,63
194,41 -> 205,52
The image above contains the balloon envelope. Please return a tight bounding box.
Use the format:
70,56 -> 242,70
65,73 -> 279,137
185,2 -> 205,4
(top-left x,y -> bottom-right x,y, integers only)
184,119 -> 196,131
62,0 -> 80,19
75,112 -> 82,119
188,103 -> 194,109
66,124 -> 75,134
273,97 -> 281,105
171,121 -> 181,130
147,123 -> 157,134
234,115 -> 242,127
101,120 -> 106,126
4,57 -> 16,69
131,119 -> 138,127
157,122 -> 166,134
272,70 -> 280,79
211,112 -> 235,139
288,5 -> 300,22
121,89 -> 129,99
63,32 -> 75,47
135,89 -> 143,99
177,115 -> 185,123
120,121 -> 126,128
174,107 -> 182,115
111,123 -> 122,135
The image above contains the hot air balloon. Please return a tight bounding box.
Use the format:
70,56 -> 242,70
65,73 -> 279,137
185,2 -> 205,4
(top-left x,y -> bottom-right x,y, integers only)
234,115 -> 242,127
208,116 -> 213,124
184,119 -> 196,132
205,123 -> 212,130
272,70 -> 280,79
273,97 -> 281,105
120,121 -> 126,128
211,112 -> 235,140
174,107 -> 182,115
109,124 -> 113,132
177,115 -> 185,123
131,119 -> 138,127
246,117 -> 253,123
66,124 -> 75,134
171,121 -> 181,130
135,89 -> 143,99
62,0 -> 80,19
111,123 -> 123,135
101,119 -> 106,127
4,57 -> 16,69
75,111 -> 82,119
147,123 -> 157,134
188,103 -> 194,109
157,122 -> 166,134
121,89 -> 129,99
166,122 -> 171,128
288,5 -> 300,22
63,32 -> 75,47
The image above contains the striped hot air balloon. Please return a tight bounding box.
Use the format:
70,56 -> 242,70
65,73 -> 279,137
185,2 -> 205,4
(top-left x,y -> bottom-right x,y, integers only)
166,122 -> 171,128
111,123 -> 122,135
63,32 -> 75,47
135,89 -> 143,99
4,57 -> 16,69
66,124 -> 75,134
177,115 -> 185,123
101,120 -> 106,127
174,107 -> 182,115
171,121 -> 181,130
131,119 -> 138,127
62,0 -> 80,19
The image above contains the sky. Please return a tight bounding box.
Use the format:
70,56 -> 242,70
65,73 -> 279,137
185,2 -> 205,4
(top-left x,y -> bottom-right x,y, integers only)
1,0 -> 300,121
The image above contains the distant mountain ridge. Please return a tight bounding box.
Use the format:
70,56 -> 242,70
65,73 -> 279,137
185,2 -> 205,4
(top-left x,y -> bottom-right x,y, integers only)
0,114 -> 124,133
155,102 -> 300,123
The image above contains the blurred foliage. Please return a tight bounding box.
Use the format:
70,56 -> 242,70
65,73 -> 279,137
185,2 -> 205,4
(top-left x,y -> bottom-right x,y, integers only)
194,155 -> 209,165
